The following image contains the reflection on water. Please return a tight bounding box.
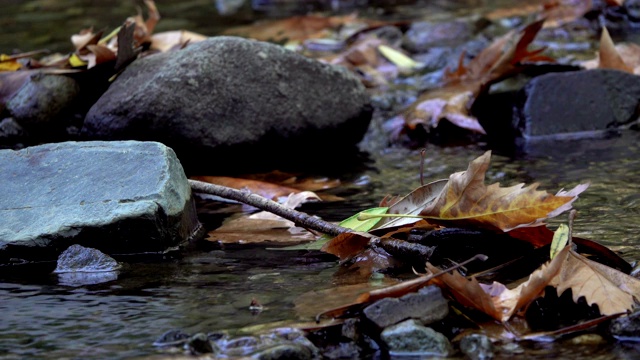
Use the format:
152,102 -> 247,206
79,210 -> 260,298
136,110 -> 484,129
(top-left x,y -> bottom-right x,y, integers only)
2,132 -> 640,359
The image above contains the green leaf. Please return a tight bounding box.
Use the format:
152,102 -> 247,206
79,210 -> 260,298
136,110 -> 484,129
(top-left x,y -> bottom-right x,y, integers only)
551,224 -> 569,259
272,207 -> 388,251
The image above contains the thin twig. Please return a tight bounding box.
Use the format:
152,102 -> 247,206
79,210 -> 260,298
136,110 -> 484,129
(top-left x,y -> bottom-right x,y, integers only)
189,179 -> 350,237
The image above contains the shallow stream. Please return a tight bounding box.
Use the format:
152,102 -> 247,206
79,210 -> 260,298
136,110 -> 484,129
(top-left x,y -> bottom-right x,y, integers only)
1,1 -> 640,359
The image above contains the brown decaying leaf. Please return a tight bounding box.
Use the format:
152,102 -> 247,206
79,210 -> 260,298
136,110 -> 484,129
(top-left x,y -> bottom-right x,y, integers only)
191,176 -> 308,201
549,248 -> 640,316
321,232 -> 376,261
581,27 -> 640,74
222,14 -> 378,43
151,30 -> 207,52
205,216 -> 315,244
427,246 -> 569,322
395,20 -> 551,135
541,0 -> 594,28
418,151 -> 588,232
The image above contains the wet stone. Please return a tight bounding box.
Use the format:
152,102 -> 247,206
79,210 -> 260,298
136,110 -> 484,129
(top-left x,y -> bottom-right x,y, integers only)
459,333 -> 495,360
609,310 -> 640,341
252,343 -> 314,360
54,244 -> 120,273
363,285 -> 448,328
403,20 -> 475,52
0,141 -> 201,262
513,69 -> 640,139
380,319 -> 452,356
6,73 -> 79,126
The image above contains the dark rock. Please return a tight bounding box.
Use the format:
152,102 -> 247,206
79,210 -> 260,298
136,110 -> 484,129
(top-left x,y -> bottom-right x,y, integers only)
0,141 -> 201,262
186,333 -> 219,355
379,319 -> 452,356
54,244 -> 120,273
403,21 -> 474,53
153,329 -> 191,347
0,118 -> 27,148
363,285 -> 448,328
54,244 -> 120,286
609,310 -> 640,341
6,73 -> 79,126
252,343 -> 314,360
321,342 -> 360,359
459,333 -> 495,360
513,69 -> 640,140
83,36 -> 372,172
626,0 -> 640,21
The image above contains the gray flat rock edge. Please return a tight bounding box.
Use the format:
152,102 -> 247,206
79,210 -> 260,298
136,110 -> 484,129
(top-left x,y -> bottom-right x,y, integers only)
0,141 -> 201,261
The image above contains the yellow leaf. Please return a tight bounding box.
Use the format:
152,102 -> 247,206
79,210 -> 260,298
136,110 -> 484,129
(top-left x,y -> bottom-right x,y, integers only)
418,151 -> 588,232
69,53 -> 88,67
550,224 -> 569,259
377,44 -> 423,70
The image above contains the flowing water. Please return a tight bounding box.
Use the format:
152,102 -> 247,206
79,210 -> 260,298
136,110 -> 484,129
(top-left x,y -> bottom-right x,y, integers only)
1,1 -> 640,359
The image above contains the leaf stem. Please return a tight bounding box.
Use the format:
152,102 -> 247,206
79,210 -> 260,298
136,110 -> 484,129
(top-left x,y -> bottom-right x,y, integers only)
357,213 -> 424,221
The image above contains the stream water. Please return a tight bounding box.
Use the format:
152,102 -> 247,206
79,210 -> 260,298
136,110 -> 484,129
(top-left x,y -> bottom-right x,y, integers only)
1,1 -> 640,359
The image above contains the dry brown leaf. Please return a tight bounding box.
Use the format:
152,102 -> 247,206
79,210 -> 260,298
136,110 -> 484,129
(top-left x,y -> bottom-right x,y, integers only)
549,249 -> 640,315
396,20 -> 551,136
418,151 -> 588,232
581,27 -> 640,74
151,30 -> 207,52
191,176 -> 307,201
542,0 -> 594,28
222,14 -> 371,43
206,216 -> 316,244
321,232 -> 376,261
428,246 -> 569,322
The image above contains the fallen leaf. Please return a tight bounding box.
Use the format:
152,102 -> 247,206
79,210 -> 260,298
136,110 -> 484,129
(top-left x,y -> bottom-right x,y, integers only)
223,14 -> 373,44
581,27 -> 640,74
206,215 -> 316,244
394,20 -> 551,136
0,55 -> 22,71
428,246 -> 569,322
151,30 -> 207,52
541,0 -> 594,28
550,224 -> 570,259
191,176 -> 309,201
370,179 -> 448,230
418,151 -> 588,232
549,248 -> 640,315
321,232 -> 376,261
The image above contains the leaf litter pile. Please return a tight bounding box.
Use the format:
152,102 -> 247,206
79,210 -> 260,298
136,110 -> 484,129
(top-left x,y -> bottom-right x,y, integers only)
197,151 -> 640,347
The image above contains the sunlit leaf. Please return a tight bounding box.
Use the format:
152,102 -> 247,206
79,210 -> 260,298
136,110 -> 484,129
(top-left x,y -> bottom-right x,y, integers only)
151,30 -> 207,52
377,44 -> 423,70
341,207 -> 389,232
69,53 -> 88,67
418,151 -> 588,232
550,224 -> 569,259
0,55 -> 21,71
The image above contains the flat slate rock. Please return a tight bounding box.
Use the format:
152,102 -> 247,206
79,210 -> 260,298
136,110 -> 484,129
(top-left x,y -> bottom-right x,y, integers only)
363,285 -> 448,328
514,69 -> 640,139
82,36 -> 372,172
0,141 -> 201,262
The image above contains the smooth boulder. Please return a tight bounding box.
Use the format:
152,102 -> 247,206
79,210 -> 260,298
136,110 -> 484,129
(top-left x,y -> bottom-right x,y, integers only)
82,36 -> 372,172
513,69 -> 640,139
0,141 -> 201,262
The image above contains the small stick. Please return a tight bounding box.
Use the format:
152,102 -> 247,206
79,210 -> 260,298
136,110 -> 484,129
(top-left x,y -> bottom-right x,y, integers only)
419,148 -> 427,186
189,179 -> 350,237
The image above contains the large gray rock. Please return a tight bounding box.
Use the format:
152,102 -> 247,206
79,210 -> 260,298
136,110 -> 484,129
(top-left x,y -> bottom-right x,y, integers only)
513,69 -> 640,139
82,36 -> 372,172
0,141 -> 201,262
363,285 -> 449,328
380,319 -> 452,356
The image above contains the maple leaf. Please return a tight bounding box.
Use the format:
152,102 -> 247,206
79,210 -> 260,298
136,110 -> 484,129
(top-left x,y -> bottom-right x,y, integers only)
427,246 -> 569,322
394,20 -> 551,136
549,248 -> 640,316
418,151 -> 588,232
